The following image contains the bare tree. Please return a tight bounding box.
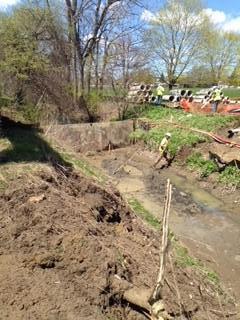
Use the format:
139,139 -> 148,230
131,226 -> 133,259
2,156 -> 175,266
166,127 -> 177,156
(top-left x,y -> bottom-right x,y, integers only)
144,0 -> 208,89
63,0 -> 143,119
109,34 -> 148,89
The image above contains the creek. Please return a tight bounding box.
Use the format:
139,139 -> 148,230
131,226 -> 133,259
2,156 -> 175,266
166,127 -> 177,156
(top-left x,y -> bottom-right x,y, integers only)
88,147 -> 240,300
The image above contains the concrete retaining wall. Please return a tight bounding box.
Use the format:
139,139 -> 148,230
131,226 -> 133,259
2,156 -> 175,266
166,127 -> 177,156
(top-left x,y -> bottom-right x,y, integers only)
47,120 -> 134,152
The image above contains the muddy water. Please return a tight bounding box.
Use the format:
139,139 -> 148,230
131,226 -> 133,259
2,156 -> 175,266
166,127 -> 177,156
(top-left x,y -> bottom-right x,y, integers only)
160,170 -> 240,297
88,149 -> 240,300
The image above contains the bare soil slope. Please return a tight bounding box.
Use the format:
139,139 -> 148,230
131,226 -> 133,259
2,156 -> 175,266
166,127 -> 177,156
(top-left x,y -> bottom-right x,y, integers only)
0,165 -> 237,319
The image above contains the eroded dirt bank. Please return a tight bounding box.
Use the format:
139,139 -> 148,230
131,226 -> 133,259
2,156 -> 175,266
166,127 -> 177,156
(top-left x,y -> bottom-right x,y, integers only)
86,146 -> 240,300
0,164 -> 238,319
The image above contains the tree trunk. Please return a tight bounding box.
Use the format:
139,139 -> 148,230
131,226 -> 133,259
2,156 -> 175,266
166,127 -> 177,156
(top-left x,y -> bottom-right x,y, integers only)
95,41 -> 99,90
72,45 -> 78,104
80,62 -> 85,92
87,54 -> 93,94
99,40 -> 109,91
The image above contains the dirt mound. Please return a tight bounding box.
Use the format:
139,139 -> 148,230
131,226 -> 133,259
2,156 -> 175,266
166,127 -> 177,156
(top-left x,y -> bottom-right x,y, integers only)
0,167 -> 237,319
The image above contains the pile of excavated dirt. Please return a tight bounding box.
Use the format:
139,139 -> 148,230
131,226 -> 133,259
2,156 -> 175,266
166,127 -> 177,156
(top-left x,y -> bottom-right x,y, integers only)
0,166 -> 237,319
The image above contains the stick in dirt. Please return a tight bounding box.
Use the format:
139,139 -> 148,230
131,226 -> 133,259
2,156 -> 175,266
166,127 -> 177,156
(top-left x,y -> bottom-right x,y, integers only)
149,179 -> 172,318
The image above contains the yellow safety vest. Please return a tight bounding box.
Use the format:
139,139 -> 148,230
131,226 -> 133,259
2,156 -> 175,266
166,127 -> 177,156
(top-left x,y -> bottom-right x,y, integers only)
157,86 -> 164,96
212,89 -> 222,101
159,137 -> 169,153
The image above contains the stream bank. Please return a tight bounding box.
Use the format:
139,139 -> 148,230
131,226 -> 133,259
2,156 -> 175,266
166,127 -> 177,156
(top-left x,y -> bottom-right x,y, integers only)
86,146 -> 240,301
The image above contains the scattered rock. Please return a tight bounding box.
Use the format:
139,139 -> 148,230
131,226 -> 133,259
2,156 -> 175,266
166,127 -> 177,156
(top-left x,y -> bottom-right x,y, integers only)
28,194 -> 46,203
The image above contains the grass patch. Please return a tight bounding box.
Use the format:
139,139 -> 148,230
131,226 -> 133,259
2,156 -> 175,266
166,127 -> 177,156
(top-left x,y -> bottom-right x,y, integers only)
130,125 -> 206,157
174,242 -> 220,286
222,88 -> 240,99
128,197 -> 160,229
143,107 -> 234,131
130,107 -> 236,157
219,166 -> 240,188
0,131 -> 46,162
62,152 -> 107,183
0,127 -> 70,166
186,152 -> 218,177
187,152 -> 240,187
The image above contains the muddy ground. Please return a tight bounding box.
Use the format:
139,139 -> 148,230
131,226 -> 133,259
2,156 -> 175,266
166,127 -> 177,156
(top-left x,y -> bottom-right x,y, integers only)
0,162 -> 238,319
85,146 -> 240,301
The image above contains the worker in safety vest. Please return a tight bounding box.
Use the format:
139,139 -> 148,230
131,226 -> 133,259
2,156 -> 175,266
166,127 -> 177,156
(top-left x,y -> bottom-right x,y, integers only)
156,84 -> 165,105
210,87 -> 222,112
153,132 -> 171,167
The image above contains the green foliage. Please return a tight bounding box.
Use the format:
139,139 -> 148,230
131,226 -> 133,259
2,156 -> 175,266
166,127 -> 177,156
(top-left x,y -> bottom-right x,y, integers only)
175,244 -> 202,268
85,89 -> 127,118
143,107 -> 234,132
0,7 -> 49,82
147,127 -> 204,156
201,28 -> 240,83
187,152 -> 218,177
130,108 -> 235,156
178,67 -> 215,87
187,153 -> 240,187
128,198 -> 160,229
85,90 -> 105,114
229,64 -> 240,87
219,166 -> 240,188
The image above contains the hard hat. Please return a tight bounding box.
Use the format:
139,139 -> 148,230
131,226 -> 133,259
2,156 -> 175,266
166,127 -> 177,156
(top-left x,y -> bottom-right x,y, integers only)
165,132 -> 171,137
